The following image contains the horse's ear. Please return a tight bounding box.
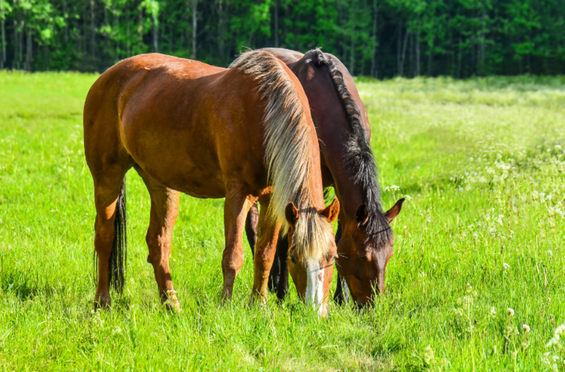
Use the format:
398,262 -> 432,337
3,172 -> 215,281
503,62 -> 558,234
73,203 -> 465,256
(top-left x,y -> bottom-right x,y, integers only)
321,198 -> 340,223
285,202 -> 299,227
386,198 -> 405,222
356,204 -> 369,227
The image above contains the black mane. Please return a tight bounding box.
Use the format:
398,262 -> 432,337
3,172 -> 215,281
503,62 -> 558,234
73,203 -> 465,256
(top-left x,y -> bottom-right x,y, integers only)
307,48 -> 392,246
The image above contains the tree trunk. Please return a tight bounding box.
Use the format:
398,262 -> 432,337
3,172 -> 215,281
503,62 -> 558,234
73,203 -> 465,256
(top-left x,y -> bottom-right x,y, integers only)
360,0 -> 368,75
63,0 -> 69,43
153,14 -> 158,52
115,11 -> 120,57
191,0 -> 198,59
338,0 -> 346,58
13,20 -> 17,69
370,0 -> 378,77
1,16 -> 5,69
25,26 -> 32,71
126,7 -> 131,57
416,33 -> 420,76
457,33 -> 462,78
396,18 -> 402,76
17,21 -> 24,69
409,32 -> 413,77
400,29 -> 409,77
478,4 -> 485,74
349,0 -> 355,75
427,43 -> 432,76
274,0 -> 279,47
90,0 -> 96,57
217,0 -> 225,57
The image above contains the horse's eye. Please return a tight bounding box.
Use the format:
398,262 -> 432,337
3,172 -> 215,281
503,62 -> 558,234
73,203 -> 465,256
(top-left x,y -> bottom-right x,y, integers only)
289,255 -> 297,264
360,255 -> 369,262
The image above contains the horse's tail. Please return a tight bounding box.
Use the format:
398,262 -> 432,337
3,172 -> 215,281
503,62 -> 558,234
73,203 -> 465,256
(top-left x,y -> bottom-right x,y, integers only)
109,180 -> 127,293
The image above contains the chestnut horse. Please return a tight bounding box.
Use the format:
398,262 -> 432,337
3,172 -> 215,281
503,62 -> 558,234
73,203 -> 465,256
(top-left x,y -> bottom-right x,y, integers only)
246,48 -> 404,307
83,50 -> 339,315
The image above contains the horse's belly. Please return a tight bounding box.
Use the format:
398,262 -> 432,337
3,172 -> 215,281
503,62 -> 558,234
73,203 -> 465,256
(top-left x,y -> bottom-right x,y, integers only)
138,156 -> 226,198
123,126 -> 226,198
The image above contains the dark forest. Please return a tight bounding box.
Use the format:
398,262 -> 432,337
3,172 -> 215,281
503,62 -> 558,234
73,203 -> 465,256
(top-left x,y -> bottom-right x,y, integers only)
0,0 -> 564,77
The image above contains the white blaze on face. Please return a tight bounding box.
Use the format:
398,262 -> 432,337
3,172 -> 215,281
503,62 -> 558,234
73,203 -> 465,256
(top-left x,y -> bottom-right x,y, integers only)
305,258 -> 325,315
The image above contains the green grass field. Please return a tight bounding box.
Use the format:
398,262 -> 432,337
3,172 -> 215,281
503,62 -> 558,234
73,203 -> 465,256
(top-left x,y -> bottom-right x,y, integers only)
1,71 -> 565,371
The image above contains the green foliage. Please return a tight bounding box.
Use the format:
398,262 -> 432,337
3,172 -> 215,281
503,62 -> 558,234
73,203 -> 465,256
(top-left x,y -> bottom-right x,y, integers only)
1,0 -> 565,76
1,72 -> 565,370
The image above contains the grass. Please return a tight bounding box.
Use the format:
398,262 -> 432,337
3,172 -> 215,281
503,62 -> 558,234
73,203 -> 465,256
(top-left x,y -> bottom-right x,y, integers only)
1,71 -> 565,371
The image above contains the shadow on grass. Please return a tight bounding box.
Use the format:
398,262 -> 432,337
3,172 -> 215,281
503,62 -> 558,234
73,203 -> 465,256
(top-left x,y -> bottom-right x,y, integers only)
0,272 -> 58,300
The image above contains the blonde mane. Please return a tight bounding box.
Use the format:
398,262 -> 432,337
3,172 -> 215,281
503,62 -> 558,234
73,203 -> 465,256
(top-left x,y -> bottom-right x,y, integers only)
230,50 -> 334,263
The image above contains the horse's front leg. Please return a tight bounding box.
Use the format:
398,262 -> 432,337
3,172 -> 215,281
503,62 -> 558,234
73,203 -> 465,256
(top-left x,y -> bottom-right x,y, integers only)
251,196 -> 282,304
222,180 -> 253,301
247,202 -> 285,298
333,221 -> 351,305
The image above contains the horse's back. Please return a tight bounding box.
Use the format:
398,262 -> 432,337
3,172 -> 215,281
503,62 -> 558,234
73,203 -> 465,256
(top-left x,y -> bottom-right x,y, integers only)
261,48 -> 304,66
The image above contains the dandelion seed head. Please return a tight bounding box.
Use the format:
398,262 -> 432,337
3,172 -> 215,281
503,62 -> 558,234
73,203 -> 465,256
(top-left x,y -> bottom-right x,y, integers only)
508,308 -> 515,316
523,324 -> 530,332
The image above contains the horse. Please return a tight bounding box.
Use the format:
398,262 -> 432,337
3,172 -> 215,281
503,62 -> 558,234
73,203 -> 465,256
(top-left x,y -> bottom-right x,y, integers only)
83,50 -> 340,316
245,48 -> 404,307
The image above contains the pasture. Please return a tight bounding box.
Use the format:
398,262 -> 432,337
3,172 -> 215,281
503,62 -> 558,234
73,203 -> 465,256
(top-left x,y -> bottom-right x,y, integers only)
1,71 -> 565,371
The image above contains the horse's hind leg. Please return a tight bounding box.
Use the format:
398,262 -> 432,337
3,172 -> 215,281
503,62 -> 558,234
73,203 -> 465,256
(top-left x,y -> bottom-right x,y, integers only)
245,202 -> 258,255
222,179 -> 253,301
136,166 -> 181,311
92,167 -> 130,309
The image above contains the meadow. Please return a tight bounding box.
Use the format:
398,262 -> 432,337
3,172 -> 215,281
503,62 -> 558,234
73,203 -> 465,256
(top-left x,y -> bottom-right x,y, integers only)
1,71 -> 565,371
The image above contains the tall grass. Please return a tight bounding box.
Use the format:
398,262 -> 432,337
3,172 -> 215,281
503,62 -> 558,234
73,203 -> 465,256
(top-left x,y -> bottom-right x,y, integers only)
1,71 -> 564,370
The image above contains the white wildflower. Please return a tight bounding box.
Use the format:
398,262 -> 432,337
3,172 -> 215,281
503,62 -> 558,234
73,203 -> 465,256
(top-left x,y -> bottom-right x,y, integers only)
385,185 -> 400,191
503,262 -> 510,270
547,250 -> 553,257
547,323 -> 565,347
523,324 -> 530,333
404,194 -> 412,200
508,308 -> 515,316
490,307 -> 497,316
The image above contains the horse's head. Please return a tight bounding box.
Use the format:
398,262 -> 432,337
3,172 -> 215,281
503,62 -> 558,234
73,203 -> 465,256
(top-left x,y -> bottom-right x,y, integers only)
284,199 -> 340,316
336,199 -> 404,307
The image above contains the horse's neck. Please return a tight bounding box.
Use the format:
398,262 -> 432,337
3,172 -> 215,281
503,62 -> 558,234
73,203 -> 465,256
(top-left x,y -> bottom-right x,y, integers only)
291,56 -> 379,219
332,154 -> 376,218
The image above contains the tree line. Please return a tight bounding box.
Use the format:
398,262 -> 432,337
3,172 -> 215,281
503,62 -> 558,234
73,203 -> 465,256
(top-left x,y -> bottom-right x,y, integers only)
0,0 -> 564,78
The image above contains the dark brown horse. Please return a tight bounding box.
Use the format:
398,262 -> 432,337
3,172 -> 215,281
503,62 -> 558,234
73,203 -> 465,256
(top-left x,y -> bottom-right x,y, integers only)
246,48 -> 404,307
83,50 -> 340,315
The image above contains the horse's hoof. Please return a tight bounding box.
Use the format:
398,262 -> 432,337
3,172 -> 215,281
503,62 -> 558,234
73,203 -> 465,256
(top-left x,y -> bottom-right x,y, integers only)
164,300 -> 181,313
248,292 -> 266,308
163,290 -> 181,312
94,294 -> 111,310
